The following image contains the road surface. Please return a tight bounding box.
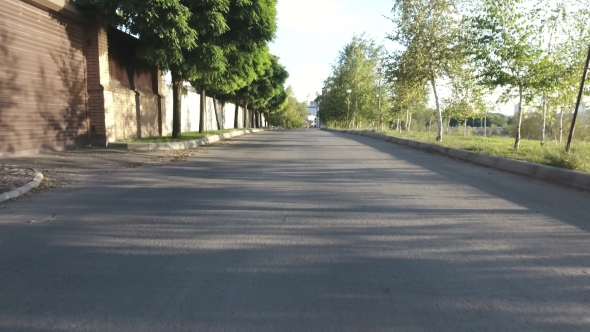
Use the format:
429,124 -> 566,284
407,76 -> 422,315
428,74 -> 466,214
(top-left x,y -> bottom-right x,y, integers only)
1,129 -> 589,331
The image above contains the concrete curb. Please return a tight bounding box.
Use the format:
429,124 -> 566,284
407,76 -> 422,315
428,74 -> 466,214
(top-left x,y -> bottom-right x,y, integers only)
0,170 -> 44,203
324,129 -> 590,191
108,129 -> 265,151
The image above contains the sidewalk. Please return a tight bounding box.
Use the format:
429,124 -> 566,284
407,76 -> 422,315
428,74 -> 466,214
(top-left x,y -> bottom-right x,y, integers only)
0,144 -> 219,194
0,128 -> 263,202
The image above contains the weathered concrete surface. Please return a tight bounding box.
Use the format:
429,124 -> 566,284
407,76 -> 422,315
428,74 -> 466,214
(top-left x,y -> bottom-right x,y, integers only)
1,129 -> 589,331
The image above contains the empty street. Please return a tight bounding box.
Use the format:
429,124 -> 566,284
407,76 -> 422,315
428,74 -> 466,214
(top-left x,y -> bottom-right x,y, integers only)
1,130 -> 590,331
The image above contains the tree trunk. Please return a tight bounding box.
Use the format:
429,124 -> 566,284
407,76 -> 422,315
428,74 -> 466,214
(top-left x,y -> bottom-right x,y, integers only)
408,113 -> 412,132
541,94 -> 546,146
514,85 -> 524,150
430,76 -> 443,141
212,95 -> 221,130
464,119 -> 467,137
171,71 -> 183,138
234,103 -> 240,129
429,119 -> 432,132
484,116 -> 487,137
405,108 -> 409,131
243,102 -> 248,128
396,117 -> 400,132
199,88 -> 206,133
559,107 -> 564,143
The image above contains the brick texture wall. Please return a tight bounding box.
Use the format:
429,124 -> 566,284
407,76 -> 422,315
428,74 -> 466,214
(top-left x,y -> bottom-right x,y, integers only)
85,21 -> 110,146
84,22 -> 166,145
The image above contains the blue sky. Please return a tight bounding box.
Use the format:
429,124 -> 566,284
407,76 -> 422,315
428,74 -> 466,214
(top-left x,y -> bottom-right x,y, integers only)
269,0 -> 395,102
268,0 -> 523,115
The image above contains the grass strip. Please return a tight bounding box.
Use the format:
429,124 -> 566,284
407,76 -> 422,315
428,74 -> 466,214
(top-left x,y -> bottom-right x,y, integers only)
377,131 -> 590,173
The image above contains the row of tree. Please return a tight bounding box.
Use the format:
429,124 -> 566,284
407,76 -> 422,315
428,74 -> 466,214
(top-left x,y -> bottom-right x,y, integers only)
319,0 -> 590,150
77,0 -> 297,136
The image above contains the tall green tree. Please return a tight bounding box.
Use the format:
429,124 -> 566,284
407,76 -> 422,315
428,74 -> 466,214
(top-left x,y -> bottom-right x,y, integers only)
387,0 -> 463,141
248,55 -> 289,128
189,0 -> 278,133
192,45 -> 271,130
78,0 -> 230,138
270,86 -> 308,128
230,55 -> 287,129
536,3 -> 590,144
388,51 -> 427,132
319,35 -> 386,129
446,64 -> 487,136
466,0 -> 547,150
77,0 -> 278,137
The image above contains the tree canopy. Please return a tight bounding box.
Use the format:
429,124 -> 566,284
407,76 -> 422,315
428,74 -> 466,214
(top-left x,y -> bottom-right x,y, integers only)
77,0 -> 282,137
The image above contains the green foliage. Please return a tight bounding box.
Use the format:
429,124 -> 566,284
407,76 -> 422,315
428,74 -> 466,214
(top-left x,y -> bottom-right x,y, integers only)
382,0 -> 589,150
444,63 -> 488,137
387,0 -> 463,141
76,0 -> 200,70
185,0 -> 278,133
189,0 -> 278,90
78,0 -> 281,136
249,55 -> 289,113
319,35 -> 388,129
466,0 -> 552,149
387,51 -> 430,131
269,87 -> 308,128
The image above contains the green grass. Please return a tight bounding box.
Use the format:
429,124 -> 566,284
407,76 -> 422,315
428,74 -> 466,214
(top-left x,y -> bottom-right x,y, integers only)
121,129 -> 254,143
376,131 -> 590,173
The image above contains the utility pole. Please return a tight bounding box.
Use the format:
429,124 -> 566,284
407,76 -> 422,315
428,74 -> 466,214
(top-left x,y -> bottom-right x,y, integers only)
566,44 -> 590,152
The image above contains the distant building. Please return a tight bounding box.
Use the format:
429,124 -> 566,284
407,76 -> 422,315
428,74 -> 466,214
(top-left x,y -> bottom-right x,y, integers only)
307,101 -> 318,127
307,101 -> 318,117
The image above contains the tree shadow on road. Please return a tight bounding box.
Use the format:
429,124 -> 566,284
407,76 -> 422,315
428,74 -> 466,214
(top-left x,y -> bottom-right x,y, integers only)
1,129 -> 590,330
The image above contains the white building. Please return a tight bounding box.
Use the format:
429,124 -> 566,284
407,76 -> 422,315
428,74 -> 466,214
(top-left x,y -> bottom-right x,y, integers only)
307,101 -> 318,127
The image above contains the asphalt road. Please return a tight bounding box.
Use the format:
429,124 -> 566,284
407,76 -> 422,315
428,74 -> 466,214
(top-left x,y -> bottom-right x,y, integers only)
1,129 -> 590,331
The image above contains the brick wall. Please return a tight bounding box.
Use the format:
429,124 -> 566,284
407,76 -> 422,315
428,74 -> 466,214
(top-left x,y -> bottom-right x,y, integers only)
84,22 -> 166,144
85,21 -> 110,146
